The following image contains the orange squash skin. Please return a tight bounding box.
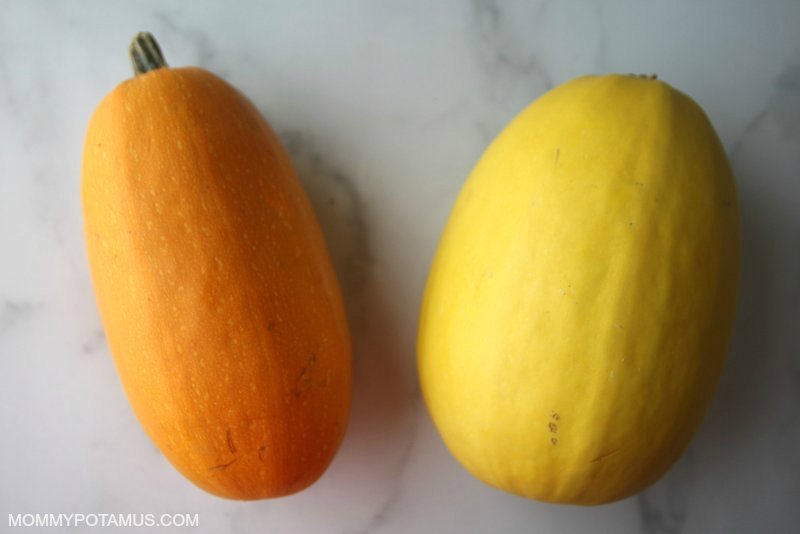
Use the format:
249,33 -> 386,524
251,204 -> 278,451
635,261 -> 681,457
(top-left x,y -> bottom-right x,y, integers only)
82,67 -> 352,499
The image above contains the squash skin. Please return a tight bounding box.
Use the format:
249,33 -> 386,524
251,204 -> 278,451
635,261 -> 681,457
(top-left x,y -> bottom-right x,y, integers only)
82,67 -> 352,500
417,75 -> 740,505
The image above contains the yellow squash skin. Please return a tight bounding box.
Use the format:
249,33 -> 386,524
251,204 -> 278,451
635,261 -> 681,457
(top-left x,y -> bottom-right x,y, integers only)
82,67 -> 351,500
418,75 -> 740,505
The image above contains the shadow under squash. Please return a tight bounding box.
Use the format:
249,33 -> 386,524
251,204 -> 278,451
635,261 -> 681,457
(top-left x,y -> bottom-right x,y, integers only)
280,130 -> 419,497
635,144 -> 781,532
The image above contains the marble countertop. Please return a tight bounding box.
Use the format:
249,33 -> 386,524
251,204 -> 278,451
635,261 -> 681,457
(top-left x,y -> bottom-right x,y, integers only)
1,1 -> 799,532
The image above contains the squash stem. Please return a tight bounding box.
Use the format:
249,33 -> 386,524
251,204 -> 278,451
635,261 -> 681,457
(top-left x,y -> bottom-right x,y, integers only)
130,32 -> 168,76
628,73 -> 658,80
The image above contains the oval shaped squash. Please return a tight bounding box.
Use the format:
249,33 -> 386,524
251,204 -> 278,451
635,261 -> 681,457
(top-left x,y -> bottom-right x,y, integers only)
82,34 -> 351,500
418,75 -> 740,505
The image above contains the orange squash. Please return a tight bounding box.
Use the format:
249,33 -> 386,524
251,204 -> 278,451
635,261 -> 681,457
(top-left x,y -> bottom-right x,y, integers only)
81,33 -> 352,499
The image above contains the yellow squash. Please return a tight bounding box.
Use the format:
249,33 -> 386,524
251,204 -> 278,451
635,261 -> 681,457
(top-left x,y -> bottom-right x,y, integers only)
418,75 -> 740,505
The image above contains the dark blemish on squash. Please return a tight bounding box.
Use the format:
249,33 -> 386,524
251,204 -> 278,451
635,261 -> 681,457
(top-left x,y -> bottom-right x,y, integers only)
591,448 -> 621,463
549,412 -> 559,444
292,352 -> 318,398
226,429 -> 236,453
289,472 -> 303,489
555,148 -> 560,164
633,181 -> 644,187
267,320 -> 277,332
628,221 -> 634,227
257,445 -> 269,461
208,458 -> 237,472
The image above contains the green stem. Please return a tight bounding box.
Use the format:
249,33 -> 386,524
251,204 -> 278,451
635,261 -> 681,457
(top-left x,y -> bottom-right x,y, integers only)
130,32 -> 168,76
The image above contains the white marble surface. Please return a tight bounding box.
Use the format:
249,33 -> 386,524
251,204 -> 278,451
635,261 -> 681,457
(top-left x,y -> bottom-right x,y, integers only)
1,1 -> 799,532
